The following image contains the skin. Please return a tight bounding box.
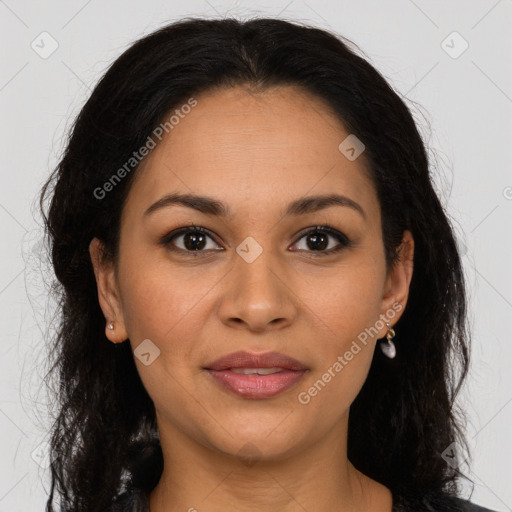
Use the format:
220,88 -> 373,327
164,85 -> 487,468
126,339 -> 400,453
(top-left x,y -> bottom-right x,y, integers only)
89,84 -> 414,512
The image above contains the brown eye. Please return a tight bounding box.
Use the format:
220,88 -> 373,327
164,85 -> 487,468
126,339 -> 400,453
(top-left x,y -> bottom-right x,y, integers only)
291,226 -> 351,255
160,226 -> 223,253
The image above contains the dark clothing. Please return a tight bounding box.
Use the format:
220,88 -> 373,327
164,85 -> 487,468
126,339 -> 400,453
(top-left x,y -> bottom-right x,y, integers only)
110,486 -> 499,511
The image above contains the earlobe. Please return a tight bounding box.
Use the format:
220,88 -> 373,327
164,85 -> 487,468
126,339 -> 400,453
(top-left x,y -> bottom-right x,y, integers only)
89,237 -> 128,343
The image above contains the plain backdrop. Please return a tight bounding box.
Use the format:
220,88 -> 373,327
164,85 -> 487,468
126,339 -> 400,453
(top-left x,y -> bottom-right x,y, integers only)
1,1 -> 511,511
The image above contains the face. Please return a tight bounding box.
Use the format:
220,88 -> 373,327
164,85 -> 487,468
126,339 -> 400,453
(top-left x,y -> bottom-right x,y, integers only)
90,84 -> 414,461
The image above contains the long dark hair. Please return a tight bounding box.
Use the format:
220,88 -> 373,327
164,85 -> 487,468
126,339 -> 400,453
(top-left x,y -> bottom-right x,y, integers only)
40,17 -> 472,511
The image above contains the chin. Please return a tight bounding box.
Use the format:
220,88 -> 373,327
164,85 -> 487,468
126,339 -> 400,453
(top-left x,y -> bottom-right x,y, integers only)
200,416 -> 309,462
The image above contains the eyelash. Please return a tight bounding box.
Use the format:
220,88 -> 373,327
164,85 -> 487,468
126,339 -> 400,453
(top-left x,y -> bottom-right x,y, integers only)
159,225 -> 351,258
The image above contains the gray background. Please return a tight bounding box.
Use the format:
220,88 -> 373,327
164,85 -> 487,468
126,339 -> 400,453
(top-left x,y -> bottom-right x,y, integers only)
1,1 -> 511,510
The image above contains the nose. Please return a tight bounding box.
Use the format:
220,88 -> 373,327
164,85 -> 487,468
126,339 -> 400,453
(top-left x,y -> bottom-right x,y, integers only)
216,248 -> 298,333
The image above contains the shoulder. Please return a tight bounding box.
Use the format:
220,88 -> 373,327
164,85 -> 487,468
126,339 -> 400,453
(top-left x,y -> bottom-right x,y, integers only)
393,490 -> 499,512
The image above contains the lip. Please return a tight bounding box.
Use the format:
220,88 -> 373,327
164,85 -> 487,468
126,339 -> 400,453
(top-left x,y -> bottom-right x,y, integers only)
205,350 -> 308,371
203,350 -> 308,399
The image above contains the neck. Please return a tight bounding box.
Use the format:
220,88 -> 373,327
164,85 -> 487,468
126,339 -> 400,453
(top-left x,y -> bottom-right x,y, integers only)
148,413 -> 392,512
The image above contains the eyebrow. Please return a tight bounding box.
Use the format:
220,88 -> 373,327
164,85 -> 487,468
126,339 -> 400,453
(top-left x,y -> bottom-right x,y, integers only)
143,192 -> 366,220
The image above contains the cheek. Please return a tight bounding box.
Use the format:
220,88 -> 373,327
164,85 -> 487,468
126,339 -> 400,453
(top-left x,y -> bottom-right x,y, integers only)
118,224 -> 220,323
297,270 -> 382,420
117,253 -> 218,357
295,256 -> 384,405
118,263 -> 211,415
300,258 -> 384,342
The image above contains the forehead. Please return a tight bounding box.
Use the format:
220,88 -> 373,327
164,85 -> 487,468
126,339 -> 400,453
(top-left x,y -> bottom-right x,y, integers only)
124,85 -> 378,220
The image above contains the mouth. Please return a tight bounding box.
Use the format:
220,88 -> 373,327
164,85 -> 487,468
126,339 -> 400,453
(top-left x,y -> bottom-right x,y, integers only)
203,350 -> 308,399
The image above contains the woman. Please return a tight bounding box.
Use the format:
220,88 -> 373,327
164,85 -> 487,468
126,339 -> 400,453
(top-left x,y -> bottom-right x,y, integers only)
40,17 -> 498,512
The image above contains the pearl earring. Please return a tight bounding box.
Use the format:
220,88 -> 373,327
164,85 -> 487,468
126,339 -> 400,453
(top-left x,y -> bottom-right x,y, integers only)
380,322 -> 396,359
107,321 -> 114,330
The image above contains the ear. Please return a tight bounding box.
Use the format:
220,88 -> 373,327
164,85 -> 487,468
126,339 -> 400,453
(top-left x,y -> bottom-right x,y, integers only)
89,237 -> 128,343
378,230 -> 414,337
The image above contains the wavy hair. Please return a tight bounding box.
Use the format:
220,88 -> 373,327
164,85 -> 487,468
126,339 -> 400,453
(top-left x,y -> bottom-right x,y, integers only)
39,17 -> 472,511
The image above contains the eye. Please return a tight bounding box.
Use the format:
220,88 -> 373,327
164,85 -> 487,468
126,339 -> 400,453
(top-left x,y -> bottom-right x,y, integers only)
160,226 -> 223,254
160,224 -> 351,257
290,225 -> 351,256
